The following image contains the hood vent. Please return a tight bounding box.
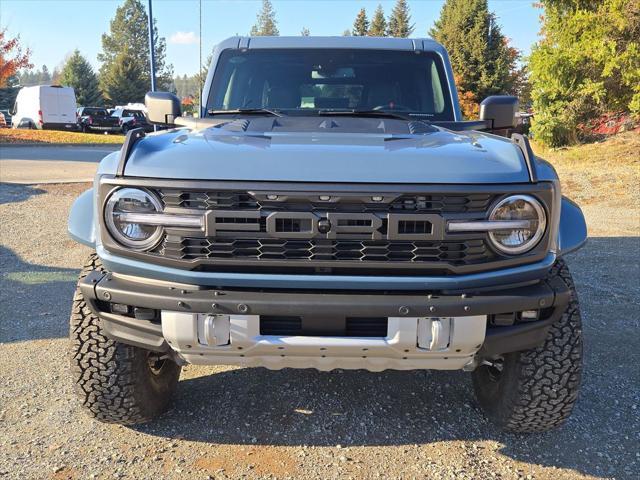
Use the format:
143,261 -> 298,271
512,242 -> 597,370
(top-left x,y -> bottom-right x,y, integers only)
408,121 -> 433,134
217,119 -> 250,132
319,119 -> 339,129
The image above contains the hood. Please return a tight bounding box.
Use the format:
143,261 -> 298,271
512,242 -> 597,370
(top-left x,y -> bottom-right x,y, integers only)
117,117 -> 530,184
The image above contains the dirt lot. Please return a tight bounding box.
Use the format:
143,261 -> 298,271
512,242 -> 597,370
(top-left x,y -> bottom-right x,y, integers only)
0,133 -> 639,479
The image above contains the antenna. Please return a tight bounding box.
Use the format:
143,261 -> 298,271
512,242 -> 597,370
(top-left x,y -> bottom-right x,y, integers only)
147,0 -> 157,92
199,0 -> 203,116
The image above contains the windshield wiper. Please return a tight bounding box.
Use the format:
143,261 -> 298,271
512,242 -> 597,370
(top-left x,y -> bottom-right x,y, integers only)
207,108 -> 283,117
317,109 -> 415,121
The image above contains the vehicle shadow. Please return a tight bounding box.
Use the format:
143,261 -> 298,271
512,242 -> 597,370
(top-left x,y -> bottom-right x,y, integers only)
133,237 -> 639,478
0,245 -> 79,343
0,182 -> 46,204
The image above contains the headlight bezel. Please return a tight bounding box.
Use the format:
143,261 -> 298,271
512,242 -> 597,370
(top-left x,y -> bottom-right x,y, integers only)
487,194 -> 547,255
104,187 -> 164,251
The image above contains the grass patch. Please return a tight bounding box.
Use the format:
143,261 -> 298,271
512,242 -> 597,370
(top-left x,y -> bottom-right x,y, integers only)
532,131 -> 640,207
0,128 -> 124,145
4,271 -> 78,285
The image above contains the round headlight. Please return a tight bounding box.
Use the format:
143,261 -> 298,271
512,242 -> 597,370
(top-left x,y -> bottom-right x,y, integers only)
488,195 -> 546,254
104,188 -> 163,250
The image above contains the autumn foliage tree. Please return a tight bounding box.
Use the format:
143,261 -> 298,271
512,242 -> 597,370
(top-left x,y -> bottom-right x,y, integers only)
0,29 -> 32,87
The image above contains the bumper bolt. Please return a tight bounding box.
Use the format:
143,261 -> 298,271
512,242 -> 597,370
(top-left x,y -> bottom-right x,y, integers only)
102,292 -> 111,301
398,306 -> 409,315
237,304 -> 248,313
178,301 -> 186,309
429,306 -> 436,313
464,306 -> 470,312
539,299 -> 547,307
212,303 -> 218,310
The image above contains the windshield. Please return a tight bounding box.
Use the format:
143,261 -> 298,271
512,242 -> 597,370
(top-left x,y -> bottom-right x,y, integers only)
82,108 -> 108,117
207,49 -> 454,120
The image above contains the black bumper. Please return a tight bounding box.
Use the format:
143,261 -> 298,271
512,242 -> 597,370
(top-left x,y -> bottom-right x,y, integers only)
79,271 -> 570,357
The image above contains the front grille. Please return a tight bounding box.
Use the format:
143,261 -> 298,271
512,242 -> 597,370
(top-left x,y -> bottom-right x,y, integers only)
164,237 -> 491,265
141,186 -> 513,274
159,189 -> 493,214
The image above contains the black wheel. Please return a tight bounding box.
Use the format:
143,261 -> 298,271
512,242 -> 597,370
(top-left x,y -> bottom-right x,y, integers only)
122,124 -> 130,134
472,259 -> 583,433
69,253 -> 181,425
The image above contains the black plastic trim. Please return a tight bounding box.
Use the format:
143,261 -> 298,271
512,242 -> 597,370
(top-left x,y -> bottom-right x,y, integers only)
116,127 -> 146,177
511,133 -> 538,182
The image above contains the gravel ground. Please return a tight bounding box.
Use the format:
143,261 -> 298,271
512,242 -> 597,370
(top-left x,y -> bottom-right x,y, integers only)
1,178 -> 639,480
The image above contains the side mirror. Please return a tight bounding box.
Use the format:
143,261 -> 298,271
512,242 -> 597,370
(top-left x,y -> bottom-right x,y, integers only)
480,95 -> 518,130
145,91 -> 181,125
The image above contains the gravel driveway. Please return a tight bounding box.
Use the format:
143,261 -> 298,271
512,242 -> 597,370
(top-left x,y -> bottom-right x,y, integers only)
0,181 -> 638,480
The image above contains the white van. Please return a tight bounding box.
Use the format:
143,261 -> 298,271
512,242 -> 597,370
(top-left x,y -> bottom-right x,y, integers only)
11,86 -> 78,130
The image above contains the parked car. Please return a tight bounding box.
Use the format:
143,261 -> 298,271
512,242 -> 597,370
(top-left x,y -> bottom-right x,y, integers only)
67,36 -> 587,433
0,110 -> 11,128
110,107 -> 154,133
11,85 -> 77,130
76,107 -> 120,134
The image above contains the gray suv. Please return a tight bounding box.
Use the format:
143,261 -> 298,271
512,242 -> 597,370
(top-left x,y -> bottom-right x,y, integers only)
68,36 -> 587,432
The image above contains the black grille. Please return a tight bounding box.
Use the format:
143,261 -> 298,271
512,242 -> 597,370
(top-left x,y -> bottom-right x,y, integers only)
164,237 -> 491,265
160,189 -> 493,214
259,316 -> 388,337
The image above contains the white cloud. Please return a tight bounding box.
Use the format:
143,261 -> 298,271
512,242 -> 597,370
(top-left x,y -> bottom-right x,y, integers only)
169,31 -> 199,45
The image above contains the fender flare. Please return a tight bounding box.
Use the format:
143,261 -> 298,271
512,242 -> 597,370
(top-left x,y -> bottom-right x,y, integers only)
557,196 -> 587,256
68,188 -> 96,248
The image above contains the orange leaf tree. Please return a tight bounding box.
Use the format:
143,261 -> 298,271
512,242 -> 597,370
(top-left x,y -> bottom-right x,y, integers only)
0,29 -> 32,87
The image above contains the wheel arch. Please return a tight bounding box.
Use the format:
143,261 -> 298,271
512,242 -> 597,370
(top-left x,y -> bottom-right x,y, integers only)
557,196 -> 587,256
68,188 -> 96,248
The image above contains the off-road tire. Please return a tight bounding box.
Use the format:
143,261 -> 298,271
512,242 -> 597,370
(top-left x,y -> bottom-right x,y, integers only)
472,259 -> 583,433
69,253 -> 181,425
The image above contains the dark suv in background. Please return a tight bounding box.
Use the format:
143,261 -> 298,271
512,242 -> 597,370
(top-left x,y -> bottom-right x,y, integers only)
77,107 -> 120,134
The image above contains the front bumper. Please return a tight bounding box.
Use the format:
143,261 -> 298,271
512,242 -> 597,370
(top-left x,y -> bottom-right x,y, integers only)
79,269 -> 570,371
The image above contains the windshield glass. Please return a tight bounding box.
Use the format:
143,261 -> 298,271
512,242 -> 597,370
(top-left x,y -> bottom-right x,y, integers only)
83,108 -> 108,117
207,49 -> 454,120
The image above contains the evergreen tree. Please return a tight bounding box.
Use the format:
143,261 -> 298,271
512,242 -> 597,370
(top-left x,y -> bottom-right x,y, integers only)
98,0 -> 173,95
387,0 -> 414,37
300,27 -> 310,36
60,50 -> 103,106
101,49 -> 147,105
342,29 -> 352,36
352,8 -> 369,36
250,0 -> 279,36
430,0 -> 520,117
40,65 -> 51,83
529,0 -> 640,146
369,4 -> 387,37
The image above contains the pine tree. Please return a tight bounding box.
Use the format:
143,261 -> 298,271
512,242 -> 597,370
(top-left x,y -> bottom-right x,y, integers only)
60,50 -> 104,106
101,49 -> 147,105
369,4 -> 388,37
98,0 -> 173,95
430,0 -> 520,117
300,27 -> 310,36
40,65 -> 51,83
352,8 -> 369,36
250,0 -> 279,36
387,0 -> 414,37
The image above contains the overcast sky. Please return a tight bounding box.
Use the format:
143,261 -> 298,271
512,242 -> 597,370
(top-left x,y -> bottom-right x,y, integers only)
2,0 -> 542,76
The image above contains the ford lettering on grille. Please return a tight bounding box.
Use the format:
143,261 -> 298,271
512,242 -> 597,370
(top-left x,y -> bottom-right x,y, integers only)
205,210 -> 444,240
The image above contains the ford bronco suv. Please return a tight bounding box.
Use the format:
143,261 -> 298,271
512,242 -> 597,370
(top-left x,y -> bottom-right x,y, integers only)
68,36 -> 587,432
